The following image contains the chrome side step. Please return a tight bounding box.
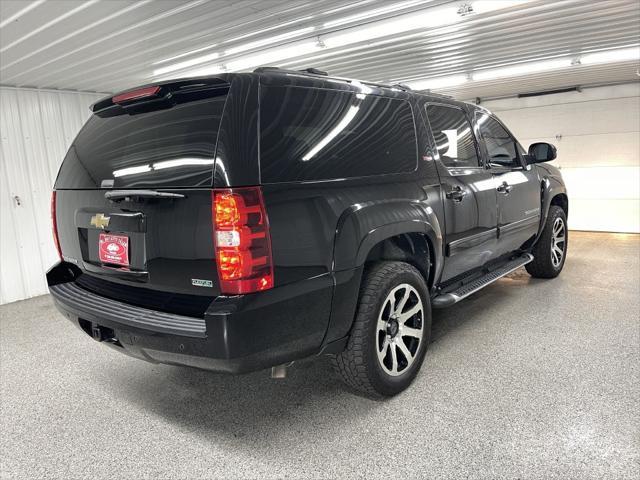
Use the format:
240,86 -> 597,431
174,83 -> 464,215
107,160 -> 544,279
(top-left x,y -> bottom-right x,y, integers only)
432,253 -> 534,308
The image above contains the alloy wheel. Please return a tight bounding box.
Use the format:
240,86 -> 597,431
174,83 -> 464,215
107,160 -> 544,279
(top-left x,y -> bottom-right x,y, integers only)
551,217 -> 566,268
376,283 -> 424,376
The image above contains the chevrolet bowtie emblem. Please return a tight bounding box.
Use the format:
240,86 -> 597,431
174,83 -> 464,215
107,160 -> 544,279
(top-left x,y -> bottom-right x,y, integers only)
90,213 -> 110,229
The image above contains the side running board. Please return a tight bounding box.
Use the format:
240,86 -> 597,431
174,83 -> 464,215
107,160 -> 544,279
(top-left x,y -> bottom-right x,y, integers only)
432,253 -> 534,308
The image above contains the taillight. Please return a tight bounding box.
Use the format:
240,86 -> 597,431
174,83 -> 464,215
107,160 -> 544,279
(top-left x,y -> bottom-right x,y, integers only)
51,191 -> 62,260
212,187 -> 274,294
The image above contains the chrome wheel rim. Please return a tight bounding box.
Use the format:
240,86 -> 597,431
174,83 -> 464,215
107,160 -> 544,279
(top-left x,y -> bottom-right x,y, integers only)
376,283 -> 424,377
551,217 -> 566,268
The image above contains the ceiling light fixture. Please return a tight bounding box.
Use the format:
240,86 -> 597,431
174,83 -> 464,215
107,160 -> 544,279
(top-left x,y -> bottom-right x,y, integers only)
153,0 -> 533,80
580,46 -> 640,65
321,0 -> 532,49
321,7 -> 459,49
323,0 -> 429,28
153,52 -> 220,76
406,74 -> 469,90
153,44 -> 218,66
223,16 -> 314,44
225,41 -> 321,72
225,27 -> 315,56
473,58 -> 572,81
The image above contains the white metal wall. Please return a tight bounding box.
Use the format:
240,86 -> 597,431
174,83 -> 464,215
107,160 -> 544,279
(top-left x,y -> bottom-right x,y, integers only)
483,83 -> 640,233
0,87 -> 103,305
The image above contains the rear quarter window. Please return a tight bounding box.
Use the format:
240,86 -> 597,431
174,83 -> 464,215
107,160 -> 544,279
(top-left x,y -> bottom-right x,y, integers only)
259,86 -> 417,183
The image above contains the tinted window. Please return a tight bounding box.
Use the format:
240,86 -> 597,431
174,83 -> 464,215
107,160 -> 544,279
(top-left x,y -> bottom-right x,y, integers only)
477,113 -> 521,168
426,104 -> 479,169
260,86 -> 417,182
55,91 -> 227,189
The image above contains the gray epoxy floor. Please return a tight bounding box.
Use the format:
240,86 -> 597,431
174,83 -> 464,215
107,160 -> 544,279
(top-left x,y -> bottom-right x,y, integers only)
1,231 -> 639,479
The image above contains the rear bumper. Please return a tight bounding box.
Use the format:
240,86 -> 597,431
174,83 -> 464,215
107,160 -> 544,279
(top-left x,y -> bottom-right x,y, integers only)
47,262 -> 334,373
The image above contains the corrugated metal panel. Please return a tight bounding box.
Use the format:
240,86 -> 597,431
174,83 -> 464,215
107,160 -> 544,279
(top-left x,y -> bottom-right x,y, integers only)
0,0 -> 638,98
0,87 -> 103,304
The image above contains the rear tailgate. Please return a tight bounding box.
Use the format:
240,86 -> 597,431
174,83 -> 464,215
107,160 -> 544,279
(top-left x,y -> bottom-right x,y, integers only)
54,81 -> 229,301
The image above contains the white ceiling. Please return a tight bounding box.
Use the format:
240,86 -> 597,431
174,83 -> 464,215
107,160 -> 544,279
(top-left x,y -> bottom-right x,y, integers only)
0,0 -> 638,100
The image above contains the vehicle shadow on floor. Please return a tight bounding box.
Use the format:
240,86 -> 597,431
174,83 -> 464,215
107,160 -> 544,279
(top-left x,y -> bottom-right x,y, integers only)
101,271 -> 541,447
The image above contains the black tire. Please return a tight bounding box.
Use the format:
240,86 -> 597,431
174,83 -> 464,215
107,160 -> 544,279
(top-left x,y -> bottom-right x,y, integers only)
526,205 -> 568,278
332,261 -> 432,398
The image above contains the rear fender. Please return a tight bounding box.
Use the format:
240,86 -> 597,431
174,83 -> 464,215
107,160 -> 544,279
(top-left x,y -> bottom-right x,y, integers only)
333,200 -> 443,273
323,200 -> 443,344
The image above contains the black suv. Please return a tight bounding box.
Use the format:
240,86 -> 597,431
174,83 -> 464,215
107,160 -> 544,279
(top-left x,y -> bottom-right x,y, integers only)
47,68 -> 568,397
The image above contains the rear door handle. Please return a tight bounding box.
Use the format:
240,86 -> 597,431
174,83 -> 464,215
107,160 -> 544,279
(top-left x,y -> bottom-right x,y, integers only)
446,186 -> 467,202
496,182 -> 512,194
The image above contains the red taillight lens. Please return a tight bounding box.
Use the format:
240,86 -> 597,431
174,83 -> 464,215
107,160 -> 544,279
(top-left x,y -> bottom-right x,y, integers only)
51,191 -> 62,260
112,85 -> 161,104
213,187 -> 274,294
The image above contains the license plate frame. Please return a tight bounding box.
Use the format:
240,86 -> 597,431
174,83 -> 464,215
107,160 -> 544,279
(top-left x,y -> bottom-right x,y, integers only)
98,233 -> 130,267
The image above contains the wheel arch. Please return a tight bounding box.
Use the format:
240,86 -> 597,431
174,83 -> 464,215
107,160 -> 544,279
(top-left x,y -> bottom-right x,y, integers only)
550,192 -> 568,216
322,201 -> 443,347
533,175 -> 568,246
360,229 -> 437,291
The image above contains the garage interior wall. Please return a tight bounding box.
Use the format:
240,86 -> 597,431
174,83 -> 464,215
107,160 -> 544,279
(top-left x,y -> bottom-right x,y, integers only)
1,83 -> 639,304
483,82 -> 640,234
0,87 -> 103,305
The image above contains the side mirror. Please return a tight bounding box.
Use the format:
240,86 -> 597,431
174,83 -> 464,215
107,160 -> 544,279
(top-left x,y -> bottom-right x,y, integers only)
527,142 -> 557,164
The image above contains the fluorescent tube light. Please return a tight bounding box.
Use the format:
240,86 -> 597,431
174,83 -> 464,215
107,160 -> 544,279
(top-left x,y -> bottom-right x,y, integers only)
323,0 -> 429,28
225,41 -> 321,72
406,74 -> 468,90
0,0 -> 45,29
321,0 -> 533,49
154,52 -> 219,76
473,58 -> 572,81
471,0 -> 533,15
225,27 -> 315,56
580,47 -> 640,65
224,16 -> 314,44
153,44 -> 218,66
322,7 -> 459,48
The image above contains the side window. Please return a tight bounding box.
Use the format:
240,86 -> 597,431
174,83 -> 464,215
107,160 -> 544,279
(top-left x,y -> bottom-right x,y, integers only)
477,113 -> 521,168
260,86 -> 417,182
425,104 -> 480,169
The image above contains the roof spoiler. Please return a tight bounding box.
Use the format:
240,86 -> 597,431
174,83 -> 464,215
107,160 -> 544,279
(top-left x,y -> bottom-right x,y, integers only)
90,76 -> 230,113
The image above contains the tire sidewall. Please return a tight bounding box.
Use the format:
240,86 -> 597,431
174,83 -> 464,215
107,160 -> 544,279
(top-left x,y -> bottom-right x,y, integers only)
363,267 -> 431,396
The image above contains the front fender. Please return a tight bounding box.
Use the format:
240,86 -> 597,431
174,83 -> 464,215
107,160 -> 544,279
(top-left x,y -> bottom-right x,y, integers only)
532,165 -> 567,245
537,164 -> 568,237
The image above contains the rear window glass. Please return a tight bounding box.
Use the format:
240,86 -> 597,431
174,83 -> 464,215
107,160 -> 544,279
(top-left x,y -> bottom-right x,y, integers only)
55,91 -> 227,189
260,86 -> 417,182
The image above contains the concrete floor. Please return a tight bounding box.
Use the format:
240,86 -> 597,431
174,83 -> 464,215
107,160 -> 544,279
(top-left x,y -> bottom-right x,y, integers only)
1,231 -> 638,479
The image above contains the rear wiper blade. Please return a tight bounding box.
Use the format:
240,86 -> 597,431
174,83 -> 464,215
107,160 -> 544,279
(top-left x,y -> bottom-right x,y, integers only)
105,190 -> 186,201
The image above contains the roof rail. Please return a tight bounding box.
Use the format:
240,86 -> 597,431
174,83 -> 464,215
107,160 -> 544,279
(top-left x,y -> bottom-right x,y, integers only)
253,66 -> 328,76
422,90 -> 454,99
300,67 -> 328,76
252,66 -> 417,94
391,83 -> 412,91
